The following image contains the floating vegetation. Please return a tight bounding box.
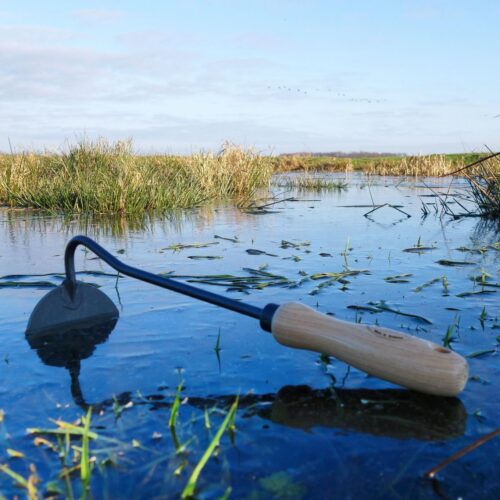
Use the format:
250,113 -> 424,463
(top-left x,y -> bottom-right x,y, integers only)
403,246 -> 436,253
456,245 -> 489,254
309,269 -> 370,295
466,349 -> 497,358
187,255 -> 223,260
310,269 -> 370,281
413,276 -> 443,293
456,290 -> 496,298
384,273 -> 413,283
367,301 -> 433,324
246,249 -> 278,257
165,242 -> 219,251
0,280 -> 57,288
436,259 -> 476,267
280,240 -> 310,249
403,236 -> 436,253
283,255 -> 302,262
470,271 -> 500,288
214,235 -> 239,243
162,266 -> 291,292
0,270 -> 116,280
347,305 -> 382,313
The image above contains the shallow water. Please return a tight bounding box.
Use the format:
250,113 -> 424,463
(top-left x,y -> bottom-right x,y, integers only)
0,174 -> 498,498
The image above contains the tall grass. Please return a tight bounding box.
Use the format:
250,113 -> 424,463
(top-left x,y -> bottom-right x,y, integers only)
0,140 -> 272,214
363,154 -> 452,177
460,153 -> 500,217
273,155 -> 353,173
274,153 -> 486,177
0,140 -> 493,214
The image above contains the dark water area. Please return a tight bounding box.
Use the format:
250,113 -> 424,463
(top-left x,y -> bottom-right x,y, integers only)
0,174 -> 498,498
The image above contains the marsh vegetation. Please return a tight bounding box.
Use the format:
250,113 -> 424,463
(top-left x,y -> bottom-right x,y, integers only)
0,140 -> 497,216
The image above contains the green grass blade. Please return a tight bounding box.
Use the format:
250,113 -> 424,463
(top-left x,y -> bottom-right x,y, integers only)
181,398 -> 239,499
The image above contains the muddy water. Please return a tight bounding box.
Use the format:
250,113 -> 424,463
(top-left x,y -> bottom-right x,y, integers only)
0,174 -> 498,498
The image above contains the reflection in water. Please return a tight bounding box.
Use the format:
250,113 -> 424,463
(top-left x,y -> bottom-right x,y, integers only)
190,386 -> 466,442
25,319 -> 466,442
25,318 -> 119,408
470,217 -> 500,242
1,199 -> 274,241
2,210 -> 183,239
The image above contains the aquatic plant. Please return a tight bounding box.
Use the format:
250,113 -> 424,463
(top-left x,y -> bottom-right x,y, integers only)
460,153 -> 500,217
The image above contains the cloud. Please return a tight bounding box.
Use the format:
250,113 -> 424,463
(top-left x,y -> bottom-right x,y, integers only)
71,9 -> 124,24
0,25 -> 209,103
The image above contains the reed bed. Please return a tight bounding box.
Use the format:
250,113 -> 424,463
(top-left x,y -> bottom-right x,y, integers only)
274,153 -> 485,177
0,140 -> 494,214
460,153 -> 500,217
0,141 -> 272,214
273,155 -> 353,173
363,154 -> 453,177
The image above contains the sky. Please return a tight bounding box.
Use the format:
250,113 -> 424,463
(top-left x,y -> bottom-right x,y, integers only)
1,0 -> 499,154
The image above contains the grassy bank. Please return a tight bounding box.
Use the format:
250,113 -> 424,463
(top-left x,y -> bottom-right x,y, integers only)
0,141 -> 272,214
0,140 -> 496,214
273,152 -> 486,176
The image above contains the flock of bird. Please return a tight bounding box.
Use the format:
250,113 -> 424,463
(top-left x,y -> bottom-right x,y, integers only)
266,85 -> 387,103
265,86 -> 499,116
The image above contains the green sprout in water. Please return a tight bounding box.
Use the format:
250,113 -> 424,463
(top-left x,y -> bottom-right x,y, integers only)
479,306 -> 487,327
443,316 -> 459,348
181,397 -> 239,499
169,380 -> 184,429
442,275 -> 449,295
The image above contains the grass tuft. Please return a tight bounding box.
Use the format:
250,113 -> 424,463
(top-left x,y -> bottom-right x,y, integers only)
0,140 -> 272,214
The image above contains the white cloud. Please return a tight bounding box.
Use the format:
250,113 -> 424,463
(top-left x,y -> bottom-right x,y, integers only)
71,9 -> 124,24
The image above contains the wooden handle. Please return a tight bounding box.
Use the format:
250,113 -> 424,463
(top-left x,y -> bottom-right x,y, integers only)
271,302 -> 468,397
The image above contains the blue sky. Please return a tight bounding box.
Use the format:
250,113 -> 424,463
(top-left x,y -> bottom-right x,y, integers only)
1,0 -> 499,154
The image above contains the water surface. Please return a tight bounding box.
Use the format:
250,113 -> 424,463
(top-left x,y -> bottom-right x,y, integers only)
0,174 -> 498,498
